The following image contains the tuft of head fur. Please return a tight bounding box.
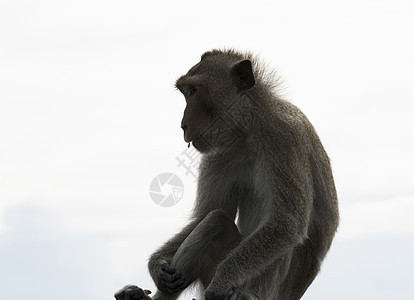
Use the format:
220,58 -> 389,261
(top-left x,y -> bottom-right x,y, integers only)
201,48 -> 282,97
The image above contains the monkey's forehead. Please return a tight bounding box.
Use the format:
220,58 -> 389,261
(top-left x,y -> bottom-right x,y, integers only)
176,61 -> 230,87
187,59 -> 235,79
175,74 -> 205,88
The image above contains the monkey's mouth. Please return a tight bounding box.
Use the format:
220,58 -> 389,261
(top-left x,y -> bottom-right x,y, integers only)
183,132 -> 206,152
183,131 -> 199,144
191,139 -> 201,151
188,138 -> 199,147
184,136 -> 199,150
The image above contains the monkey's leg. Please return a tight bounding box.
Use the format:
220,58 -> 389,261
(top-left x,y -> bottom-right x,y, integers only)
151,209 -> 241,300
174,209 -> 241,288
278,239 -> 321,300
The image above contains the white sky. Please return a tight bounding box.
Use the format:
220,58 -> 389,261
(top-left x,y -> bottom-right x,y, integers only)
1,0 -> 413,299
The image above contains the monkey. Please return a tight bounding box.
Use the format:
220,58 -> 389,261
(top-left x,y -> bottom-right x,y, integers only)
115,49 -> 339,300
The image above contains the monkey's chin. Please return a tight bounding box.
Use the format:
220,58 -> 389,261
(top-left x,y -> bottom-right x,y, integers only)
191,139 -> 206,153
183,135 -> 210,153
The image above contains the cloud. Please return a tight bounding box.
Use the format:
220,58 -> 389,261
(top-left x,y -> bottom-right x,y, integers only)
304,194 -> 414,299
1,1 -> 414,299
0,202 -> 117,299
337,194 -> 414,239
304,234 -> 414,300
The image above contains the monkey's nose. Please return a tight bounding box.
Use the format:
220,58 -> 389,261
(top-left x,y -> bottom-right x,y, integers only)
181,124 -> 187,131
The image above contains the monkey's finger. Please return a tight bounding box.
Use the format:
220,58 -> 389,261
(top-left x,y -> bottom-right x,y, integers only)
225,293 -> 239,300
160,263 -> 176,274
229,294 -> 238,300
168,277 -> 186,289
159,270 -> 182,282
159,277 -> 186,294
160,277 -> 185,291
114,285 -> 139,300
224,287 -> 240,300
124,287 -> 144,297
114,292 -> 123,300
115,285 -> 149,300
223,290 -> 232,300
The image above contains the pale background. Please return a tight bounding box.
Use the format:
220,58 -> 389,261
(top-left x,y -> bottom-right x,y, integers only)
1,0 -> 413,299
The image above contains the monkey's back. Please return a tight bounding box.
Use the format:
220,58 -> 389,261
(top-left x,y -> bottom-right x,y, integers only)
263,98 -> 339,299
270,97 -> 339,246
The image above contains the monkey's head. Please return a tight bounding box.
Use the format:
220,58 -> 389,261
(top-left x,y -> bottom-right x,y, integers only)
176,50 -> 256,154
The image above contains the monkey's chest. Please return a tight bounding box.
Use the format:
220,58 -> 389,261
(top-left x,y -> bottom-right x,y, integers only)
236,191 -> 267,238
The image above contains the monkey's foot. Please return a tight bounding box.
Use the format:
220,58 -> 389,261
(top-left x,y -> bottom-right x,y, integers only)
114,285 -> 152,300
225,287 -> 251,300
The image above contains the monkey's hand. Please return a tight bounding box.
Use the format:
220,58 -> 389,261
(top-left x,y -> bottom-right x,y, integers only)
114,285 -> 152,300
152,259 -> 187,294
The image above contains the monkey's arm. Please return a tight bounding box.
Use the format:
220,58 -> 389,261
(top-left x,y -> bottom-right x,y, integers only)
148,219 -> 200,293
148,219 -> 200,265
206,169 -> 313,297
205,220 -> 302,298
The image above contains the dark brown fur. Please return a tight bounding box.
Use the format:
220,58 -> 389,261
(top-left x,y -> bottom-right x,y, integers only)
115,49 -> 339,300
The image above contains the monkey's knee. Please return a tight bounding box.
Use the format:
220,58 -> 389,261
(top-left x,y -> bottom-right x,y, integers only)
205,209 -> 239,232
204,209 -> 241,249
171,209 -> 240,283
173,209 -> 240,262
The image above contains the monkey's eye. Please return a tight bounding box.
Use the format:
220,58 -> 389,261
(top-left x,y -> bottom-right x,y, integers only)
183,85 -> 197,97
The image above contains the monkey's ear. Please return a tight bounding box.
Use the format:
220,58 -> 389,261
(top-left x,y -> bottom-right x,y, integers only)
231,60 -> 255,91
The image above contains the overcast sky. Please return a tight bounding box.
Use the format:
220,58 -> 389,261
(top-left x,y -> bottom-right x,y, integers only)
1,0 -> 413,299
